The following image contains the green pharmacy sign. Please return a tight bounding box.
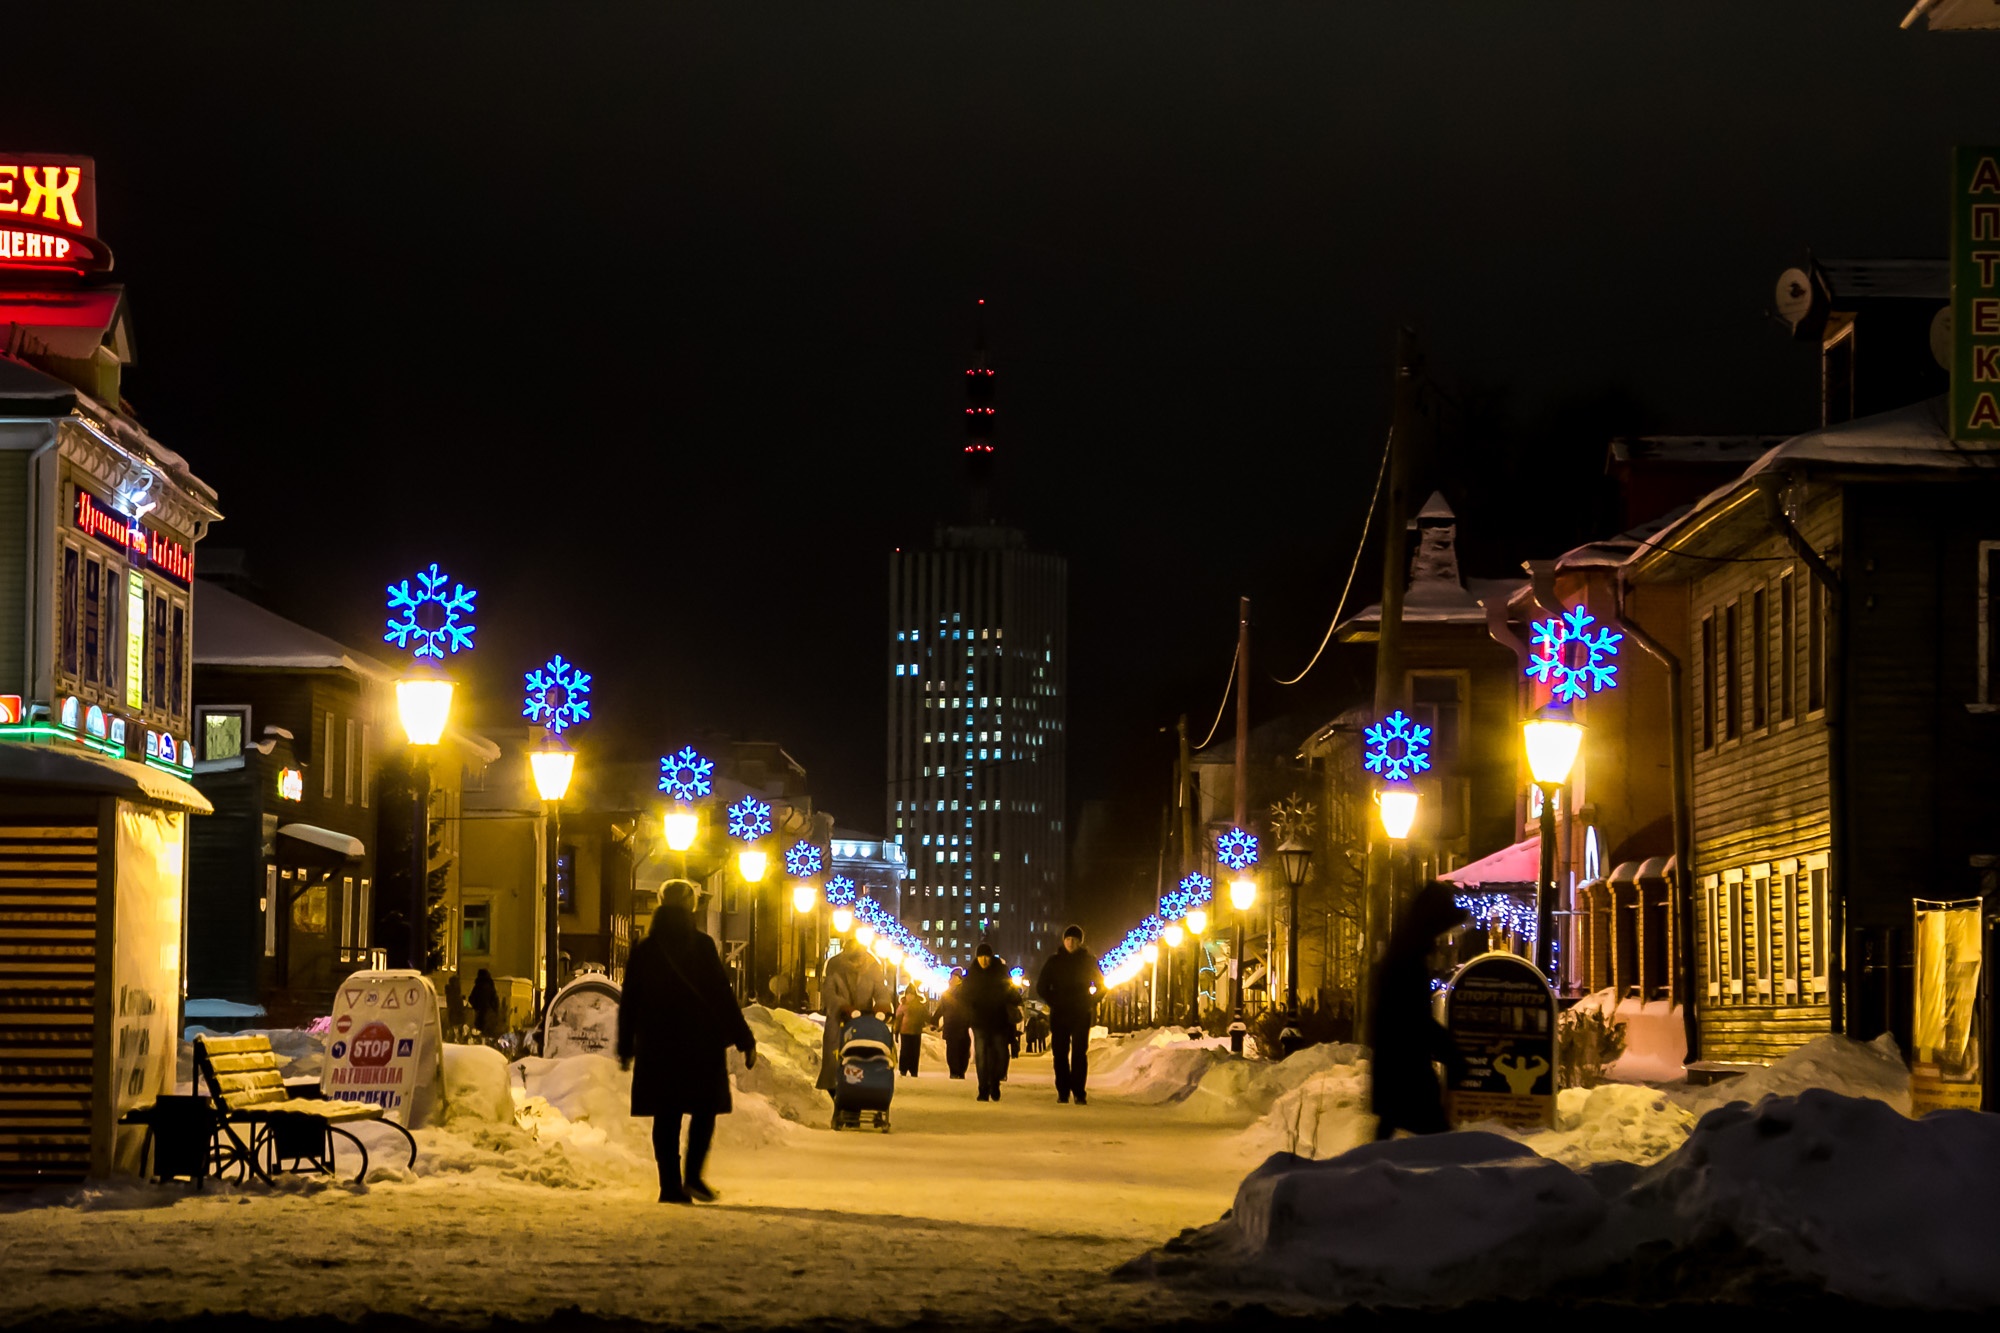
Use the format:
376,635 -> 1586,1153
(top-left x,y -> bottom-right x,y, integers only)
1952,146 -> 2000,442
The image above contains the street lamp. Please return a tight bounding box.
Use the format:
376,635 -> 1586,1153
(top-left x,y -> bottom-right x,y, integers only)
791,881 -> 818,1008
1277,837 -> 1314,1019
529,737 -> 576,1009
1185,907 -> 1208,936
831,904 -> 854,934
737,847 -> 768,884
395,664 -> 455,974
663,807 -> 699,853
1523,708 -> 1584,978
856,923 -> 876,949
1376,789 -> 1420,840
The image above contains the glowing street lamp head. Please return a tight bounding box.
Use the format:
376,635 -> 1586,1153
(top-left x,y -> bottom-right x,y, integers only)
1228,875 -> 1258,911
663,806 -> 699,852
1142,943 -> 1159,965
395,667 -> 455,747
855,924 -> 877,948
870,935 -> 892,960
1377,788 -> 1420,840
737,847 -> 769,884
831,905 -> 855,934
1184,908 -> 1209,936
791,882 -> 817,914
1162,922 -> 1185,948
528,743 -> 576,802
1523,710 -> 1586,787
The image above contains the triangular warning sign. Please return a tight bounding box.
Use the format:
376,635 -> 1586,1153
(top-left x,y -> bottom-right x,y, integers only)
343,988 -> 362,1009
382,990 -> 400,1010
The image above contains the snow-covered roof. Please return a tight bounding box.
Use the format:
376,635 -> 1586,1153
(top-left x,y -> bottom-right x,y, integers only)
0,355 -> 77,412
1337,493 -> 1527,634
1903,0 -> 2000,29
1606,435 -> 1784,467
1552,508 -> 1690,572
278,823 -> 366,859
1439,835 -> 1539,887
194,580 -> 399,680
0,739 -> 212,813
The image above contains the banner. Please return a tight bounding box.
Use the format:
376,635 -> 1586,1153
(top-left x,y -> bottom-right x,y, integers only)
1912,898 -> 1983,1115
1951,146 -> 2000,442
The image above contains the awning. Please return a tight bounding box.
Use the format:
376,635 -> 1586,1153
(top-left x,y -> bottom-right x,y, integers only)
1440,835 -> 1540,887
0,739 -> 211,813
278,823 -> 365,859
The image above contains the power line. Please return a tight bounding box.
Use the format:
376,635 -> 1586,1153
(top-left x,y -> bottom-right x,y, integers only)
1191,651 -> 1238,751
1273,424 -> 1393,687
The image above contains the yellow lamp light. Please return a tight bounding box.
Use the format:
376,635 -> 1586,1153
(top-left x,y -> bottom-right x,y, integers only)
663,807 -> 699,852
529,747 -> 575,803
831,905 -> 854,934
395,670 -> 455,747
870,935 -> 892,960
1377,788 -> 1419,840
1185,908 -> 1209,935
1141,943 -> 1159,965
737,847 -> 769,883
791,882 -> 817,914
1523,711 -> 1585,787
856,924 -> 876,948
1228,875 -> 1257,911
1162,922 -> 1185,948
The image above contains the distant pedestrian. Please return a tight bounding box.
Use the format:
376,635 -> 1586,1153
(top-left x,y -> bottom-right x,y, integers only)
938,969 -> 972,1078
1368,881 -> 1470,1140
817,935 -> 892,1101
962,944 -> 1020,1101
617,881 -> 757,1204
1026,1010 -> 1050,1054
469,968 -> 501,1038
893,983 -> 930,1076
1035,925 -> 1106,1105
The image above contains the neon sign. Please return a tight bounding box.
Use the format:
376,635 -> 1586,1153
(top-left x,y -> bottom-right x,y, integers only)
0,157 -> 110,274
73,489 -> 193,586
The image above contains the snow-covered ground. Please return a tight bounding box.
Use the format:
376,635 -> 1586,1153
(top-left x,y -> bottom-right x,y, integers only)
0,1015 -> 1968,1326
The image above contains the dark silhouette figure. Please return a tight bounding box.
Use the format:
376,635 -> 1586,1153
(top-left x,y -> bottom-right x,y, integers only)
618,884 -> 756,1203
469,968 -> 501,1037
938,970 -> 972,1078
962,945 -> 1020,1101
1367,881 -> 1469,1139
1035,925 -> 1105,1105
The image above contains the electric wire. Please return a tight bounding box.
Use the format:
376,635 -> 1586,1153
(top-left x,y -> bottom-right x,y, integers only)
1191,651 -> 1238,752
1273,424 -> 1394,686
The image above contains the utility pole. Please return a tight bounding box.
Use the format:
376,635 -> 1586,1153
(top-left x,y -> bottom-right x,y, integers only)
1360,327 -> 1420,1041
1228,596 -> 1251,1048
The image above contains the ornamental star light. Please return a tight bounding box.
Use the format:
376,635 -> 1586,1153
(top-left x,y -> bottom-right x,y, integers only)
658,746 -> 715,801
726,795 -> 772,841
384,563 -> 477,659
522,655 -> 592,734
1527,605 -> 1623,703
1216,827 -> 1259,871
785,840 -> 824,878
1364,710 -> 1433,783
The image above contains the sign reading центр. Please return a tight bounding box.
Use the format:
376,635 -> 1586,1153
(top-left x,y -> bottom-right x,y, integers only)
0,155 -> 110,273
1952,146 -> 2000,442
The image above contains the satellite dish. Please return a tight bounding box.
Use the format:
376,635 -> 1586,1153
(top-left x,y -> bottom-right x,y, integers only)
1775,267 -> 1814,330
1931,305 -> 1952,370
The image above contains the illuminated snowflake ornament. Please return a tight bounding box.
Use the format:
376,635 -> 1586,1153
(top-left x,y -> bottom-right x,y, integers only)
1527,605 -> 1623,703
825,875 -> 857,907
785,840 -> 824,878
1216,827 -> 1259,871
726,795 -> 772,841
658,746 -> 715,801
1364,710 -> 1433,783
1177,872 -> 1214,905
384,563 -> 477,659
522,655 -> 592,734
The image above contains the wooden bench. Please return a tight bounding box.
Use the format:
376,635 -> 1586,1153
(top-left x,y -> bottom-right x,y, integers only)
191,1034 -> 417,1183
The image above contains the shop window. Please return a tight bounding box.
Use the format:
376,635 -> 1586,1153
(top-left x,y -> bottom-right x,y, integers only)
59,545 -> 78,678
150,591 -> 169,710
292,879 -> 328,934
82,556 -> 101,684
170,602 -> 186,716
462,901 -> 492,956
199,707 -> 248,762
263,865 -> 278,957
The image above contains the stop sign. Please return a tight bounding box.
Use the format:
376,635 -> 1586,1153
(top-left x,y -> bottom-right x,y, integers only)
349,1021 -> 395,1067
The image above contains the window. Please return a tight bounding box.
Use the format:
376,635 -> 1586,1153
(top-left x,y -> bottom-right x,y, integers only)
170,602 -> 185,716
1779,572 -> 1796,721
1751,866 -> 1773,998
291,878 -> 328,934
1722,602 -> 1741,740
361,725 -> 373,808
82,556 -> 101,684
1978,542 -> 1999,707
149,591 -> 168,709
59,545 -> 78,677
1808,577 -> 1827,713
263,865 -> 278,957
1751,589 -> 1768,731
556,844 -> 576,911
1805,854 -> 1831,997
1700,615 -> 1716,750
1722,869 -> 1744,998
341,875 -> 356,951
462,901 -> 492,955
1408,673 -> 1464,765
1779,860 -> 1801,997
345,719 -> 359,804
200,707 -> 248,762
358,878 -> 371,947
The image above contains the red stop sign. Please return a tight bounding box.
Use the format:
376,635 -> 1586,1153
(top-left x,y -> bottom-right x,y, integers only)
349,1021 -> 395,1067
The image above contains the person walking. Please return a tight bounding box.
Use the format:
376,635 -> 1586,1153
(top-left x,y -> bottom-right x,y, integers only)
469,967 -> 501,1038
892,982 -> 930,1076
1035,925 -> 1106,1105
817,934 -> 892,1105
962,944 -> 1019,1102
938,969 -> 972,1079
1368,880 -> 1470,1140
617,881 -> 757,1204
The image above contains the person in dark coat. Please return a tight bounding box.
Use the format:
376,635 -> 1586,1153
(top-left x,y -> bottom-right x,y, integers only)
962,944 -> 1020,1101
469,968 -> 501,1038
618,882 -> 757,1203
937,969 -> 972,1078
892,983 -> 930,1077
1035,925 -> 1106,1104
1367,880 -> 1469,1140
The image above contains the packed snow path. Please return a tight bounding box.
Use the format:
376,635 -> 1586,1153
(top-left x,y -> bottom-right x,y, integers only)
1,1053 -> 1259,1330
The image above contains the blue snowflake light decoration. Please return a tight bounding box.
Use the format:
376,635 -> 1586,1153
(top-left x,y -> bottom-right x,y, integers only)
1216,827 -> 1259,871
1527,605 -> 1623,703
1177,872 -> 1214,905
785,840 -> 824,878
384,563 -> 477,659
1364,710 -> 1434,783
825,875 -> 858,907
658,746 -> 715,801
726,795 -> 772,841
522,655 -> 592,734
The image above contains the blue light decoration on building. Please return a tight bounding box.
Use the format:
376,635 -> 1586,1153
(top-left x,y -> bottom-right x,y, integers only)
1527,605 -> 1623,703
1216,826 -> 1259,871
784,840 -> 824,878
384,563 -> 477,659
726,795 -> 773,841
825,875 -> 858,907
1455,892 -> 1538,947
658,746 -> 715,801
522,654 -> 592,734
1364,710 -> 1433,783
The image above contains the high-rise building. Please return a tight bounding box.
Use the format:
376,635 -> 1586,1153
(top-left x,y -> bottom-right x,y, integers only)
886,312 -> 1066,969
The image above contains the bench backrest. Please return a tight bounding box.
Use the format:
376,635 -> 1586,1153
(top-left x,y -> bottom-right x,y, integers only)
193,1034 -> 290,1111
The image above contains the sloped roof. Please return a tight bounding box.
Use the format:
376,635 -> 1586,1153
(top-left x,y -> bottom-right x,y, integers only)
1440,835 -> 1539,887
193,581 -> 399,680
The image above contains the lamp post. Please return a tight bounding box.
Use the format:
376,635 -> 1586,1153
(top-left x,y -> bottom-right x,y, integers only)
1161,921 -> 1185,1026
1142,942 -> 1160,1026
1523,708 -> 1585,980
791,881 -> 818,1010
727,795 -> 774,1004
394,664 -> 455,974
1217,826 -> 1259,1051
1277,838 -> 1314,1019
529,738 -> 576,1010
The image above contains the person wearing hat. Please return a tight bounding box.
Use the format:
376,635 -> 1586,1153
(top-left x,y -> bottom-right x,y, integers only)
1035,925 -> 1106,1105
1368,881 -> 1471,1139
960,942 -> 1020,1102
936,968 -> 973,1079
618,880 -> 756,1203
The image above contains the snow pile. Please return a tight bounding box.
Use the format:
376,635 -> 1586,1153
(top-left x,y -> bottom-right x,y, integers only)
735,1006 -> 830,1126
1524,1083 -> 1694,1167
1137,1087 -> 1996,1308
175,1026 -> 327,1091
440,1043 -> 513,1125
1571,988 -> 1686,1082
1238,1052 -> 1375,1161
1679,1031 -> 1910,1115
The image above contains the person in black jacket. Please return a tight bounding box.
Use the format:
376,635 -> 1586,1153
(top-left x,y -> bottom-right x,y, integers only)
961,944 -> 1019,1102
618,881 -> 756,1203
1367,880 -> 1469,1140
1035,925 -> 1106,1105
937,969 -> 972,1078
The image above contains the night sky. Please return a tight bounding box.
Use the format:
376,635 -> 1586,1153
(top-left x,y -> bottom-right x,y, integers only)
8,5 -> 1991,920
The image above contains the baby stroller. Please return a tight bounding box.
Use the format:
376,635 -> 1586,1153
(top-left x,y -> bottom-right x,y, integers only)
832,1013 -> 896,1131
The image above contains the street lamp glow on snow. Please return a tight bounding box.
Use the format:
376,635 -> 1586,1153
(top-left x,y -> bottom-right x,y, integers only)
791,882 -> 817,914
1184,907 -> 1208,935
737,847 -> 768,883
1377,789 -> 1420,840
831,905 -> 854,933
663,807 -> 699,851
1523,711 -> 1585,786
